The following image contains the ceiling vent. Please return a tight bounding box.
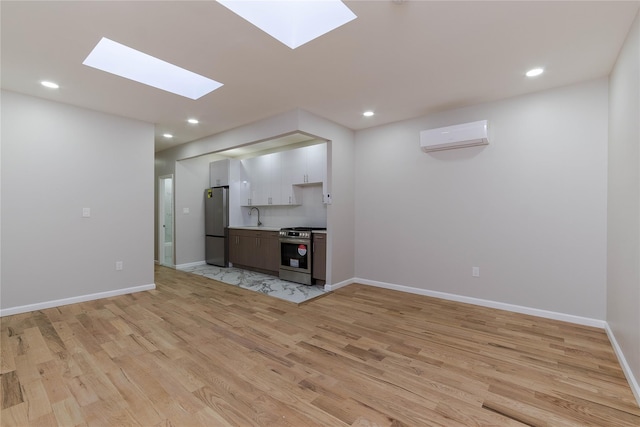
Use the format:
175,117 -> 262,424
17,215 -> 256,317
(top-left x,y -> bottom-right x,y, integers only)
420,120 -> 489,152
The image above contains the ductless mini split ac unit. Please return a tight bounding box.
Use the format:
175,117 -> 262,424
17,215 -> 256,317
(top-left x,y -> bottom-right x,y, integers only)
420,120 -> 489,152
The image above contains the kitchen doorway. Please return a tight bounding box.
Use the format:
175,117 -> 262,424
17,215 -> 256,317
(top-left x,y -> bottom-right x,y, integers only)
159,175 -> 174,266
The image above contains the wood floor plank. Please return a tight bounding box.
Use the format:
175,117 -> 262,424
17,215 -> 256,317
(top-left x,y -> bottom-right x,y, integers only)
1,370 -> 24,409
38,359 -> 73,405
51,397 -> 85,427
21,378 -> 52,421
0,328 -> 17,375
1,401 -> 29,427
0,265 -> 638,426
105,367 -> 163,425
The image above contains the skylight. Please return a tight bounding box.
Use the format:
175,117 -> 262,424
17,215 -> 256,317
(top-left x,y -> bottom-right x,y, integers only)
217,0 -> 357,49
83,37 -> 223,100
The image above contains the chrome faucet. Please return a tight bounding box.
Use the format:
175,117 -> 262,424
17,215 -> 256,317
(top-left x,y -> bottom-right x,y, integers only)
248,207 -> 262,226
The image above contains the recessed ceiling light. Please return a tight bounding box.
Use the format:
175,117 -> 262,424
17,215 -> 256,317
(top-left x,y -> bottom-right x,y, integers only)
363,111 -> 374,117
83,37 -> 223,99
41,81 -> 59,89
163,133 -> 173,138
526,67 -> 544,77
217,0 -> 356,49
187,118 -> 199,124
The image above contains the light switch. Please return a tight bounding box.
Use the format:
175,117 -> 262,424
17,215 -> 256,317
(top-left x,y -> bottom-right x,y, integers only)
82,208 -> 91,218
183,207 -> 190,214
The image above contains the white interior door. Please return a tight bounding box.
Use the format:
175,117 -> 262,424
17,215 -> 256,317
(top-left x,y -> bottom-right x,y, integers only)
159,175 -> 174,266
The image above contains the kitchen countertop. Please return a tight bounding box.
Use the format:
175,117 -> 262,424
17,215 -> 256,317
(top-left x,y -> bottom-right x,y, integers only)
229,226 -> 327,233
229,226 -> 281,232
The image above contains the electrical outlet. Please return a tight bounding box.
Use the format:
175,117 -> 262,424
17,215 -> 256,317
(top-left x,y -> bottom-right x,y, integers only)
116,261 -> 123,271
472,267 -> 480,277
82,207 -> 91,218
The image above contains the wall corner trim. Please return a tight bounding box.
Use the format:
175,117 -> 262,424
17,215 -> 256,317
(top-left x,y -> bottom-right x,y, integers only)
0,284 -> 156,317
324,278 -> 354,292
605,323 -> 640,407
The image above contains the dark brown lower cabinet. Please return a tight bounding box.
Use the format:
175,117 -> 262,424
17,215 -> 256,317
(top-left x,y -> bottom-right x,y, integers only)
312,233 -> 326,285
229,229 -> 280,275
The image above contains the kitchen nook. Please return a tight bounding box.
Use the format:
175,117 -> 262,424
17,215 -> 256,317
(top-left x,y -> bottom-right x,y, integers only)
187,139 -> 329,301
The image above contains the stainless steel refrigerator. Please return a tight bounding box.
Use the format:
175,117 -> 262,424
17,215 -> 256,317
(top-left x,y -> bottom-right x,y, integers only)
205,187 -> 229,267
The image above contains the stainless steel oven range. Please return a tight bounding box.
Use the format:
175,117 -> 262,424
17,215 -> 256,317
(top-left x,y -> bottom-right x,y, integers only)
279,227 -> 325,285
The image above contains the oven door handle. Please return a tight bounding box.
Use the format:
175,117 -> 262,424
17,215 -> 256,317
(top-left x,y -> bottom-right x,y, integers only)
280,238 -> 311,245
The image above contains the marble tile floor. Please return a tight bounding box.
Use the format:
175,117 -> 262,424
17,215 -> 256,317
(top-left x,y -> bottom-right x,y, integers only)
179,264 -> 327,304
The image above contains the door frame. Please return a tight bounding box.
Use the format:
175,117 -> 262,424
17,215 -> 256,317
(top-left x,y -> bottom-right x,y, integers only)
158,174 -> 174,267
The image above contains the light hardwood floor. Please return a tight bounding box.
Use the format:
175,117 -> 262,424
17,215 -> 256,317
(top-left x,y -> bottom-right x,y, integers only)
1,265 -> 639,426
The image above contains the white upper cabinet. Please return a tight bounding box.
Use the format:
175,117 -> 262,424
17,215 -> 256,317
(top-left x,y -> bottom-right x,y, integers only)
266,153 -> 283,205
242,153 -> 281,206
287,143 -> 327,185
244,155 -> 267,206
284,147 -> 307,186
209,159 -> 231,187
280,149 -> 303,205
239,161 -> 252,206
240,142 -> 327,206
305,143 -> 327,185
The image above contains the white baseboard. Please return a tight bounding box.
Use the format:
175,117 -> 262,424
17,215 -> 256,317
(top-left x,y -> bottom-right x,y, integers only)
605,324 -> 640,406
0,283 -> 156,317
176,261 -> 206,270
353,277 -> 607,328
324,278 -> 354,292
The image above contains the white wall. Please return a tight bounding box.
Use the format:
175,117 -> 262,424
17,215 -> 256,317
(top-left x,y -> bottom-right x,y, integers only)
1,91 -> 155,313
354,79 -> 608,320
174,154 -> 223,266
608,10 -> 640,401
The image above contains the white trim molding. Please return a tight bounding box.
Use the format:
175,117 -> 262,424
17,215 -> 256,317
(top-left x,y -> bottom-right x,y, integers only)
605,323 -> 640,406
324,278 -> 354,292
176,261 -> 206,270
0,284 -> 156,317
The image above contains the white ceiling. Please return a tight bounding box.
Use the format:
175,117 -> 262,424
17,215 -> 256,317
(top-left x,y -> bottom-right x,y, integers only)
2,1 -> 638,152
